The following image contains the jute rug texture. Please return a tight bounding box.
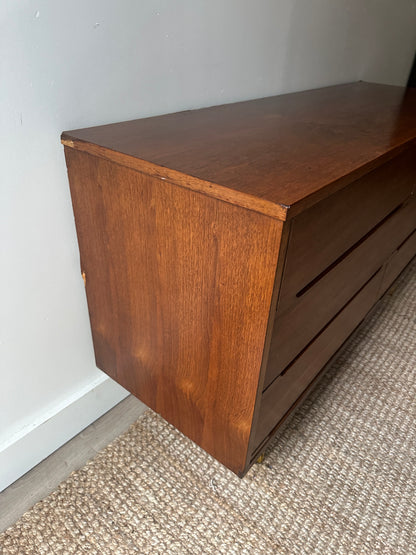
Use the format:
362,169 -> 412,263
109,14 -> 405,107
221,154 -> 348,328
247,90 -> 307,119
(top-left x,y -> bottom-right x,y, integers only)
1,258 -> 415,554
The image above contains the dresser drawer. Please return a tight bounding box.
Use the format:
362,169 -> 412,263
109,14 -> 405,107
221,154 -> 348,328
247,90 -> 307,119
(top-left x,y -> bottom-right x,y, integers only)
264,196 -> 416,387
62,83 -> 416,476
380,227 -> 416,296
254,267 -> 384,450
277,150 -> 415,316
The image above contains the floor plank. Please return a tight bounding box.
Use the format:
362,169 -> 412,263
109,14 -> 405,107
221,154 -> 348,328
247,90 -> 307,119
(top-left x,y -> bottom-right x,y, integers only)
0,395 -> 146,533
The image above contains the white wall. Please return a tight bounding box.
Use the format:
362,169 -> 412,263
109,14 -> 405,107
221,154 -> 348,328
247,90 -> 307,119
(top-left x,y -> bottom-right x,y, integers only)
1,0 -> 416,491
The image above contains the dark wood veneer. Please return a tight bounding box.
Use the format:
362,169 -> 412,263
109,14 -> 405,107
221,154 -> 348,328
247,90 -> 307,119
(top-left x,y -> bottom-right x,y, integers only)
265,195 -> 416,387
62,82 -> 416,476
62,82 -> 416,220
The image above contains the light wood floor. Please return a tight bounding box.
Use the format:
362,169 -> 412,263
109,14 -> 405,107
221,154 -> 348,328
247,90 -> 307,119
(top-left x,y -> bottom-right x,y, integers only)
0,395 -> 146,533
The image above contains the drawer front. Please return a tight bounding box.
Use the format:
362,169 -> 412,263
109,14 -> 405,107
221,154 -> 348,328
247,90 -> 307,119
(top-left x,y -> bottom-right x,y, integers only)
264,197 -> 416,388
380,227 -> 416,296
254,268 -> 383,450
277,150 -> 415,316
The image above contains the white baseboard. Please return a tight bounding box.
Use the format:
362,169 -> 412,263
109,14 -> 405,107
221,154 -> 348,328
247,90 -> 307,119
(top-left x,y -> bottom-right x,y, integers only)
0,375 -> 129,492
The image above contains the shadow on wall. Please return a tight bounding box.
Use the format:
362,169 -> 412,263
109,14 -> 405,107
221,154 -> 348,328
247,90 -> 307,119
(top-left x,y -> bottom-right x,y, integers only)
281,1 -> 416,91
407,51 -> 416,87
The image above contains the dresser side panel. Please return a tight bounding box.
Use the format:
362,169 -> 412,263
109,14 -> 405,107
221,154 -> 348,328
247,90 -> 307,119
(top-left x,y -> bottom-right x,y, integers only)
64,147 -> 283,475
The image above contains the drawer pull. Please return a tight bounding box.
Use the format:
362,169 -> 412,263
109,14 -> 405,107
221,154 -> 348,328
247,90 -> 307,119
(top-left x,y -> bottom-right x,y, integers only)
396,227 -> 416,252
296,202 -> 403,298
266,265 -> 383,392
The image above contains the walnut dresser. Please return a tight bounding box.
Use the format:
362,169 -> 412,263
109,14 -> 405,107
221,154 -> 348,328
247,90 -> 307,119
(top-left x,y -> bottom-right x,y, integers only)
62,82 -> 416,476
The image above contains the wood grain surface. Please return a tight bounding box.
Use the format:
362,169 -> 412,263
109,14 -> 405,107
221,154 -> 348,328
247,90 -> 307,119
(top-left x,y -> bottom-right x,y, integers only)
264,196 -> 416,388
380,227 -> 416,295
62,83 -> 416,475
62,82 -> 416,220
65,147 -> 283,475
275,149 -> 416,314
255,268 -> 384,449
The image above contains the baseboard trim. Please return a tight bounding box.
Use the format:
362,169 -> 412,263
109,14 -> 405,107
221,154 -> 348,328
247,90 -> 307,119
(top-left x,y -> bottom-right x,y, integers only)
0,375 -> 129,492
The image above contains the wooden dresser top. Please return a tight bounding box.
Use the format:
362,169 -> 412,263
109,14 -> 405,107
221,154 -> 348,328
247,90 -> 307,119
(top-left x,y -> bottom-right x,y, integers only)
62,82 -> 416,220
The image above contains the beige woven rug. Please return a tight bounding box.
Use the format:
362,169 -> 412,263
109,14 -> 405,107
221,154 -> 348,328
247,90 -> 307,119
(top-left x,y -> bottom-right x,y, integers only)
2,259 -> 416,554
